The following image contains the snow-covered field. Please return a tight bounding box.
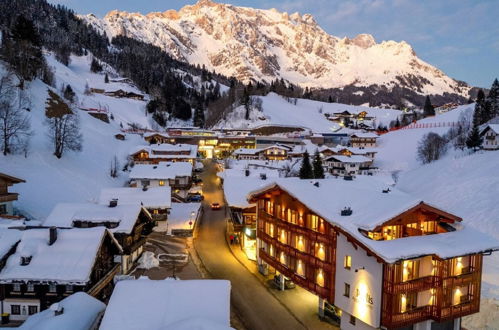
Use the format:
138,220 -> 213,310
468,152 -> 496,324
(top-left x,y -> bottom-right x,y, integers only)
0,54 -> 148,219
214,92 -> 401,132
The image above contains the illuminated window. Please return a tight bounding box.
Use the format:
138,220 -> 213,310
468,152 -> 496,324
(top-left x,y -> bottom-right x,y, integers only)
295,235 -> 306,252
279,229 -> 287,244
159,180 -> 165,186
343,283 -> 350,297
287,209 -> 297,224
344,255 -> 352,270
315,243 -> 326,261
316,269 -> 325,287
309,214 -> 319,231
280,252 -> 287,266
296,260 -> 305,277
153,209 -> 159,215
422,220 -> 436,233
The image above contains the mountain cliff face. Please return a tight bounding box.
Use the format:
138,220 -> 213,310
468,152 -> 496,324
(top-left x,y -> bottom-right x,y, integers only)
84,0 -> 471,99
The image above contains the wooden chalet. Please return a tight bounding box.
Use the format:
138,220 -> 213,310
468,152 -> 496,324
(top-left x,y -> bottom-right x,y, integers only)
0,173 -> 25,216
130,144 -> 198,165
0,227 -> 121,322
248,179 -> 498,330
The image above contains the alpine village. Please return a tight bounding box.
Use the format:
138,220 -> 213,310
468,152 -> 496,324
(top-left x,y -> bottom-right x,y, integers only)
0,1 -> 498,330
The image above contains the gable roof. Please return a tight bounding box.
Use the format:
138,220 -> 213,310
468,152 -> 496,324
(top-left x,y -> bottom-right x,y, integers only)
100,279 -> 231,330
247,178 -> 499,263
98,187 -> 171,209
0,173 -> 26,185
325,155 -> 372,163
129,162 -> 193,180
44,203 -> 149,234
350,132 -> 379,139
480,124 -> 499,135
0,227 -> 117,284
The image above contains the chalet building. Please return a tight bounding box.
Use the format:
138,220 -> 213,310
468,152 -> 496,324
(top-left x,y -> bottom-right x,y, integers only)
248,178 -> 499,330
350,133 -> 379,148
43,203 -> 154,274
320,146 -> 377,160
480,124 -> 499,150
0,173 -> 25,216
104,89 -> 144,101
128,162 -> 193,192
324,155 -> 375,176
0,227 -> 121,322
98,187 -> 172,222
130,144 -> 198,164
233,145 -> 292,161
144,133 -> 176,145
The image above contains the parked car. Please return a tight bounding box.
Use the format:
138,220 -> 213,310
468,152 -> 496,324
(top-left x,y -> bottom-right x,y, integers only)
273,275 -> 296,290
323,301 -> 341,325
210,202 -> 221,210
187,194 -> 204,202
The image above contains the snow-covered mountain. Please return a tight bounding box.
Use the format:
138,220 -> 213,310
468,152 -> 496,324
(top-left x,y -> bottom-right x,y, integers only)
84,0 -> 471,98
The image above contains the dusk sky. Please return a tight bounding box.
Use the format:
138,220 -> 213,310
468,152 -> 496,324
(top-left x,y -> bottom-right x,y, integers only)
48,0 -> 499,88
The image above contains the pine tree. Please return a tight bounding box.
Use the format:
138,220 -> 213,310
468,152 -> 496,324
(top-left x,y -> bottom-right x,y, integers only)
104,73 -> 109,83
486,78 -> 499,119
466,123 -> 483,151
299,151 -> 313,179
473,89 -> 486,126
423,95 -> 435,117
63,84 -> 75,103
193,105 -> 205,128
312,150 -> 325,179
328,95 -> 333,103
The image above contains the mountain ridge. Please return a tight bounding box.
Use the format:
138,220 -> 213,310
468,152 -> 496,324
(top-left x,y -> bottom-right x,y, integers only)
83,0 -> 472,100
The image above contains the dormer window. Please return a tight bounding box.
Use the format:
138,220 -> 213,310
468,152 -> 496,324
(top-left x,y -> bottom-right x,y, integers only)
13,283 -> 21,292
20,256 -> 32,266
27,283 -> 34,292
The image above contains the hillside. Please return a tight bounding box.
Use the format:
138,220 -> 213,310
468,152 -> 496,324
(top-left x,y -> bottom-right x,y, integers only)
0,54 -> 149,219
213,92 -> 401,132
83,0 -> 472,105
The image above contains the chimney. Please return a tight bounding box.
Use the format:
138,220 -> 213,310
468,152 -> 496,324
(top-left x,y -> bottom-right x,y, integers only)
109,199 -> 118,207
49,227 -> 57,245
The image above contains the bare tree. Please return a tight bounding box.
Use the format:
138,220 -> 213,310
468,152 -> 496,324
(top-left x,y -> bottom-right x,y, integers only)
417,132 -> 448,164
110,155 -> 119,178
0,74 -> 31,155
44,90 -> 82,158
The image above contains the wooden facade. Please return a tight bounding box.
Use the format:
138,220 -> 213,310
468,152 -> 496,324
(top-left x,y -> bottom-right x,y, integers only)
251,187 -> 486,329
131,148 -> 196,165
0,231 -> 121,317
254,188 -> 337,303
0,173 -> 25,216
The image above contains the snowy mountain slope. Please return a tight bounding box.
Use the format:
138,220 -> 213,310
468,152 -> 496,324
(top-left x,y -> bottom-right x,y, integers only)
213,92 -> 401,132
0,55 -> 150,219
83,0 -> 471,98
375,104 -> 474,171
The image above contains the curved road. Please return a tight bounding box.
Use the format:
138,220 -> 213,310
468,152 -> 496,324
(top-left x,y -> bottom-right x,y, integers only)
196,160 -> 305,330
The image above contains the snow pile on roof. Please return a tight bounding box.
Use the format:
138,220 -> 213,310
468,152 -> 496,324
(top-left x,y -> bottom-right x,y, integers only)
0,227 -> 109,284
248,177 -> 499,263
223,177 -> 274,208
129,162 -> 192,180
99,279 -> 232,330
350,132 -> 379,138
480,124 -> 499,134
233,148 -> 261,155
136,251 -> 159,270
0,228 -> 21,258
159,203 -> 201,234
44,203 -> 146,234
99,187 -> 171,209
19,292 -> 105,330
325,155 -> 372,163
130,144 -> 197,159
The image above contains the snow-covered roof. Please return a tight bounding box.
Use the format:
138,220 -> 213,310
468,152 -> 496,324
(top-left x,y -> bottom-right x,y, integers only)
350,132 -> 379,139
233,148 -> 261,155
247,177 -> 499,263
99,187 -> 171,209
223,177 -> 271,208
289,140 -> 319,155
100,279 -> 232,330
19,292 -> 106,330
129,144 -> 198,158
0,228 -> 21,259
480,124 -> 499,135
44,203 -> 148,234
143,132 -> 170,138
129,162 -> 193,180
325,155 -> 372,163
0,228 -> 112,284
167,203 -> 201,234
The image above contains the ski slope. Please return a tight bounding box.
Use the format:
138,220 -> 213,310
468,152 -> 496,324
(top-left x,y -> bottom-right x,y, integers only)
214,92 -> 402,132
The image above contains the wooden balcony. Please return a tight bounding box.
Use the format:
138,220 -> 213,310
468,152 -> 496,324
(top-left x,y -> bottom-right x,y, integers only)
87,264 -> 121,297
259,248 -> 332,301
0,193 -> 18,203
386,305 -> 435,329
387,276 -> 442,294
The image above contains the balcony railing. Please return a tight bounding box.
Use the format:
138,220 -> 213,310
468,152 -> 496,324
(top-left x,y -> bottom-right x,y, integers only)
388,276 -> 442,294
0,193 -> 18,203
